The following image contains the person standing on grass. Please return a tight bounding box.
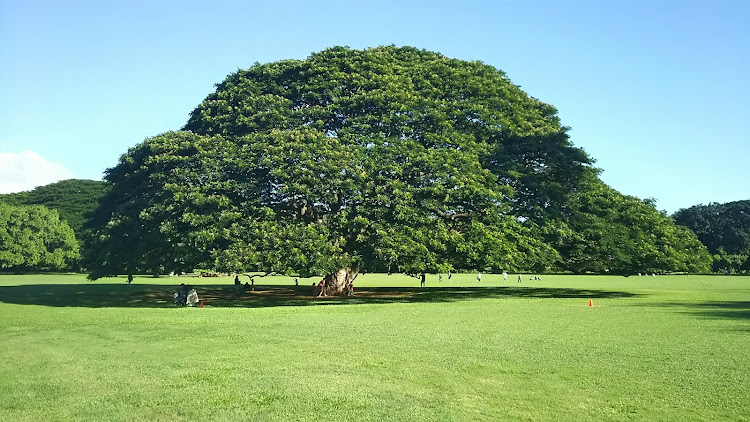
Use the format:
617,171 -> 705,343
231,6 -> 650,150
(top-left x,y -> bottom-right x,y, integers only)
420,273 -> 426,288
439,273 -> 443,282
477,271 -> 481,283
502,271 -> 507,282
318,278 -> 326,297
518,274 -> 522,283
127,274 -> 133,288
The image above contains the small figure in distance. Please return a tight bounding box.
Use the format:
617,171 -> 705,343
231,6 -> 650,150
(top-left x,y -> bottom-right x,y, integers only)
420,273 -> 426,288
502,271 -> 507,282
173,283 -> 188,305
439,273 -> 443,282
448,271 -> 452,281
347,281 -> 355,297
186,285 -> 200,307
127,274 -> 133,288
477,271 -> 481,283
295,278 -> 299,286
518,274 -> 522,283
234,275 -> 241,292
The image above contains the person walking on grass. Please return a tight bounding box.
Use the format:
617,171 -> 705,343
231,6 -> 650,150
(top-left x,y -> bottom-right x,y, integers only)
477,271 -> 481,283
318,278 -> 326,297
518,274 -> 522,283
502,271 -> 507,282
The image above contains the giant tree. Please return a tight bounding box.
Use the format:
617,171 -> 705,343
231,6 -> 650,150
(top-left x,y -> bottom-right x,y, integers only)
86,128 -> 556,288
88,46 -> 707,285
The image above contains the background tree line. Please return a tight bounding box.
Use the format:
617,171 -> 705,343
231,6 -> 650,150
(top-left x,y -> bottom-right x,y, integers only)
3,178 -> 747,276
0,180 -> 106,272
672,200 -> 750,273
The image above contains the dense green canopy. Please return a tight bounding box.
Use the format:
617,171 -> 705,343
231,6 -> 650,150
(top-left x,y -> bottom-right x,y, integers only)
550,177 -> 711,274
673,200 -> 750,273
673,200 -> 750,255
85,46 -> 710,279
0,179 -> 108,241
0,203 -> 79,271
183,46 -> 594,223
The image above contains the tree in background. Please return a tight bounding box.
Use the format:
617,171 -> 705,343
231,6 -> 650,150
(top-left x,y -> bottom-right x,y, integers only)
672,200 -> 750,255
673,200 -> 750,273
87,46 -> 709,284
0,179 -> 108,241
0,203 -> 79,272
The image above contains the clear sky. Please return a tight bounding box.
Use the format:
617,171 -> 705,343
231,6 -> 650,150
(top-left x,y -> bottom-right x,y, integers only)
1,0 -> 748,213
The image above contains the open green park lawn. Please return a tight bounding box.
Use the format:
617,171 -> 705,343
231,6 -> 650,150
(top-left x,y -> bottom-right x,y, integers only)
1,273 -> 748,421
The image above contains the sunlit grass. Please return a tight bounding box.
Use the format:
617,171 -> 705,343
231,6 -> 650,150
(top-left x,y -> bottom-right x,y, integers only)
0,273 -> 748,420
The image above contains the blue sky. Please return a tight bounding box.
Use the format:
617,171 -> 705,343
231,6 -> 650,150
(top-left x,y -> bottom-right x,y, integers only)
1,0 -> 748,213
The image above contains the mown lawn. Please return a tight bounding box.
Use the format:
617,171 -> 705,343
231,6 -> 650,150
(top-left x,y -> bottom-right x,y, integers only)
0,273 -> 748,421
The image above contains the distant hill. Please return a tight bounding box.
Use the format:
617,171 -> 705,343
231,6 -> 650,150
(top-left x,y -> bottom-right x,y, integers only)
0,179 -> 108,237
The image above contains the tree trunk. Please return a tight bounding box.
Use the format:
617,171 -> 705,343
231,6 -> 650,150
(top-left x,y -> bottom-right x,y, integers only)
323,266 -> 360,295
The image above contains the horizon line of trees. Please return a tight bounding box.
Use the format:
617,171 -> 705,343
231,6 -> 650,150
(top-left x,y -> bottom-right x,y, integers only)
673,200 -> 750,274
1,177 -> 747,275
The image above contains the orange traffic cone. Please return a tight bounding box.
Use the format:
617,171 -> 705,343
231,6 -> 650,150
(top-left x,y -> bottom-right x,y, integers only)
589,299 -> 594,307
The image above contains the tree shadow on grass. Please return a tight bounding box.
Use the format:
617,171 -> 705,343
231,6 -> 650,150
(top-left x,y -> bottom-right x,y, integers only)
0,284 -> 638,308
647,301 -> 750,321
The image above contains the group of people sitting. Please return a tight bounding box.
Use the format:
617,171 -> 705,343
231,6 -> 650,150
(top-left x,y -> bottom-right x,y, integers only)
173,283 -> 200,306
234,275 -> 254,292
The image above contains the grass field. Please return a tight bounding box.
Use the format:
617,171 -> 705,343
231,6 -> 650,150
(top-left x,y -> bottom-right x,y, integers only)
1,273 -> 748,421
